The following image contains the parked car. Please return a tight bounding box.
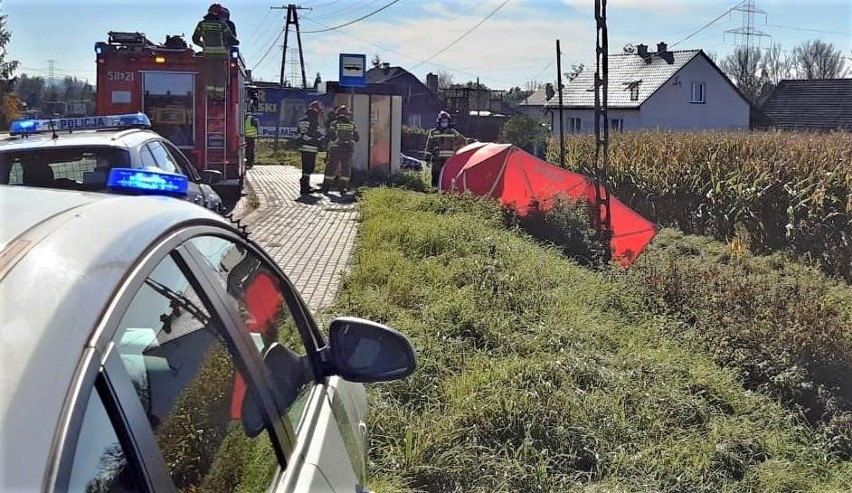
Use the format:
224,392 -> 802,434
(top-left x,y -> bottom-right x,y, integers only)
0,184 -> 416,492
0,113 -> 224,212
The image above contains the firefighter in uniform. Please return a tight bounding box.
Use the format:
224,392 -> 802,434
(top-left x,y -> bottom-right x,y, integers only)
244,112 -> 258,169
296,101 -> 324,195
192,4 -> 238,101
425,110 -> 466,188
321,105 -> 359,194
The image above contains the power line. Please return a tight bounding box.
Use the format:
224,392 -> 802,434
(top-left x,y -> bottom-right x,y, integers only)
671,0 -> 745,48
243,8 -> 279,47
301,0 -> 402,33
305,0 -> 377,22
409,0 -> 512,70
251,27 -> 286,71
299,15 -> 523,87
766,24 -> 850,36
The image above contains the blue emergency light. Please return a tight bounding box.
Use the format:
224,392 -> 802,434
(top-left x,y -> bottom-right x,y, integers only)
9,113 -> 151,135
107,168 -> 188,197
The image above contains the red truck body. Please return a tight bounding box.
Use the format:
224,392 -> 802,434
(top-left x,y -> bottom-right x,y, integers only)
94,32 -> 247,197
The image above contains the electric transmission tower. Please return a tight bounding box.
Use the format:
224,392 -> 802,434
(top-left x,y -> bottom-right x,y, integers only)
724,0 -> 771,51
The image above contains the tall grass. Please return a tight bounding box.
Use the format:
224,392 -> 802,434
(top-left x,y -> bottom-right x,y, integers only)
335,188 -> 852,492
547,131 -> 852,280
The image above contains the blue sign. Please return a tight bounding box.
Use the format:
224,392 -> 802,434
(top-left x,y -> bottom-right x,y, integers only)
249,87 -> 333,139
339,53 -> 367,88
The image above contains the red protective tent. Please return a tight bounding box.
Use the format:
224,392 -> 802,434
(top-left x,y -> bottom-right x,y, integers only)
440,143 -> 657,266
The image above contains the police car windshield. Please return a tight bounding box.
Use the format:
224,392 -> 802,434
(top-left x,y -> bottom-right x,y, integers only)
0,147 -> 131,190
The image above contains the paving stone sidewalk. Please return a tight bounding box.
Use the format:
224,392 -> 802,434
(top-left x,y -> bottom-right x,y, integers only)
232,166 -> 359,314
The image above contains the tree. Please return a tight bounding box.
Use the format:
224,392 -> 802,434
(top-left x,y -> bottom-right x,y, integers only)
565,63 -> 584,82
762,44 -> 794,86
623,44 -> 636,54
15,73 -> 46,109
793,39 -> 847,79
720,46 -> 765,104
371,54 -> 383,68
501,113 -> 548,155
0,0 -> 21,127
504,85 -> 534,106
436,70 -> 454,89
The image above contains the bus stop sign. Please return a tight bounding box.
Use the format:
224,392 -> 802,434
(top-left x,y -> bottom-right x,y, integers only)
339,54 -> 367,88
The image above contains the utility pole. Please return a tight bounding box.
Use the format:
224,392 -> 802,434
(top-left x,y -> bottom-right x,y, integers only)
593,0 -> 611,233
555,40 -> 565,168
271,4 -> 311,88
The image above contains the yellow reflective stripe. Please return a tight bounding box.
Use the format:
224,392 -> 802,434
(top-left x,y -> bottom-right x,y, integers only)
299,145 -> 319,152
437,150 -> 455,157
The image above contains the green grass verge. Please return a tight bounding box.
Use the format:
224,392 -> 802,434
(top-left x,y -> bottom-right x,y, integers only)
334,188 -> 852,492
255,140 -> 326,174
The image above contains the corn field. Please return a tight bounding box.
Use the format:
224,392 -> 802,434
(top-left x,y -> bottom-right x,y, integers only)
547,131 -> 852,280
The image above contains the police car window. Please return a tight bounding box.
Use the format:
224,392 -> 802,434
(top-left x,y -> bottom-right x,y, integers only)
67,384 -> 142,492
161,141 -> 200,181
0,147 -> 130,189
113,255 -> 279,492
139,146 -> 157,169
189,236 -> 316,432
145,141 -> 178,174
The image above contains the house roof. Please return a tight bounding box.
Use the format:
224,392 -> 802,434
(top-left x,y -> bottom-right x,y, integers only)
761,79 -> 852,130
527,50 -> 720,109
365,65 -> 443,108
520,85 -> 552,106
564,50 -> 703,108
366,65 -> 411,84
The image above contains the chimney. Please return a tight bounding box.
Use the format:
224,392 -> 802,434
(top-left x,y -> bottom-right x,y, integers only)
545,83 -> 554,101
636,44 -> 649,58
381,62 -> 391,73
426,72 -> 439,93
656,41 -> 674,64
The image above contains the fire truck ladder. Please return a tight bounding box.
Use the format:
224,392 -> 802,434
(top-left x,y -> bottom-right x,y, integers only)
204,59 -> 229,173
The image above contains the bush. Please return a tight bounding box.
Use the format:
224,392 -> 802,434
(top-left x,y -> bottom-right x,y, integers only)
402,125 -> 429,154
501,114 -> 548,157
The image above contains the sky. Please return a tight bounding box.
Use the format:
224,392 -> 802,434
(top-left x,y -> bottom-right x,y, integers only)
4,0 -> 851,90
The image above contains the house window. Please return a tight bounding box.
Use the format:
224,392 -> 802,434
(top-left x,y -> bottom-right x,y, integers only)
568,117 -> 582,134
691,82 -> 706,104
630,85 -> 639,101
407,114 -> 422,128
609,119 -> 624,132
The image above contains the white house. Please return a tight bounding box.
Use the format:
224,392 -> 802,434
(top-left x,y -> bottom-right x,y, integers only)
520,43 -> 751,135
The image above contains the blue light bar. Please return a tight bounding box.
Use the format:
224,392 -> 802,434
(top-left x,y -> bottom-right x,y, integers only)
9,113 -> 151,135
107,168 -> 188,197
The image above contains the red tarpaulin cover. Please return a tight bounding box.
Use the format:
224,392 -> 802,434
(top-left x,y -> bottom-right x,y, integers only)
440,143 -> 657,266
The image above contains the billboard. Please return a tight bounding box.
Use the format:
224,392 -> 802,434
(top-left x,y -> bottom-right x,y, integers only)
251,87 -> 334,139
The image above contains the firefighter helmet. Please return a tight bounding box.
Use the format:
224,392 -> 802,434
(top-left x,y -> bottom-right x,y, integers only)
437,110 -> 452,122
208,3 -> 224,16
337,105 -> 350,117
308,101 -> 323,113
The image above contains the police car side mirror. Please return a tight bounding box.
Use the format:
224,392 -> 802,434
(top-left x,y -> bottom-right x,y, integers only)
324,317 -> 417,383
200,169 -> 223,185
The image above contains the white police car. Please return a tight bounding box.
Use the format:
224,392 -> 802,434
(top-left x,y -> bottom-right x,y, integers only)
0,183 -> 416,492
0,113 -> 224,211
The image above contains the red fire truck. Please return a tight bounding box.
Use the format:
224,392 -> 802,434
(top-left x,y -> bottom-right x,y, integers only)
94,31 -> 248,200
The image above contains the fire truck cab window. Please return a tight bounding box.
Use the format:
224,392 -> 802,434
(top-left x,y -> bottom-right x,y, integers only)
143,72 -> 195,147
